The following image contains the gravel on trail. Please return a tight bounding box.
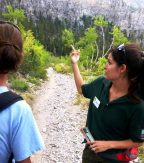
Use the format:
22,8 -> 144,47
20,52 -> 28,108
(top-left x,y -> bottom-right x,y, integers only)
31,69 -> 87,163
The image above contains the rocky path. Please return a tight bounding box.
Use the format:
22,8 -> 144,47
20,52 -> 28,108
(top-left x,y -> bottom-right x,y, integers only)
31,70 -> 87,163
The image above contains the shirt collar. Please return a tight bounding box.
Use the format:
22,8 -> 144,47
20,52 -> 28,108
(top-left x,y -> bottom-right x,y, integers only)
103,79 -> 130,104
0,86 -> 8,93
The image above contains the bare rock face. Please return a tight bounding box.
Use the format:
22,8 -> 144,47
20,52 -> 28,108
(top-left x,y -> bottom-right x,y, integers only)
18,0 -> 144,31
1,0 -> 144,43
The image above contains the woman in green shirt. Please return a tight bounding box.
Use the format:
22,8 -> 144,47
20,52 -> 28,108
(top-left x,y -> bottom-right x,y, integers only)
71,43 -> 144,163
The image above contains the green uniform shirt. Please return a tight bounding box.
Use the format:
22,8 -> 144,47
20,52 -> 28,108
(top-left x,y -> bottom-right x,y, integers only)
82,75 -> 144,161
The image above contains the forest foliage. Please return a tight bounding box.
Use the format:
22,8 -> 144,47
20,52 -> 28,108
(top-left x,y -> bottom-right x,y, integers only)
2,5 -> 50,92
1,5 -> 129,89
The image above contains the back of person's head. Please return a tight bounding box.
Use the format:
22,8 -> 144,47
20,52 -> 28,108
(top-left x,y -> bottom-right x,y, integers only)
110,43 -> 144,101
0,21 -> 23,74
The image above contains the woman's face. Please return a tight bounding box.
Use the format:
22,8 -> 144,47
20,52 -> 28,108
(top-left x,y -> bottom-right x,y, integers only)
105,53 -> 123,80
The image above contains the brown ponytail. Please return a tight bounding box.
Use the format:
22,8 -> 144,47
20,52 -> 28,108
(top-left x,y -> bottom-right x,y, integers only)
137,52 -> 144,100
111,43 -> 144,102
0,21 -> 23,74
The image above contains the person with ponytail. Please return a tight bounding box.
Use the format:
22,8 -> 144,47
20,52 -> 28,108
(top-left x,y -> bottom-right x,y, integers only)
0,21 -> 44,163
71,43 -> 144,163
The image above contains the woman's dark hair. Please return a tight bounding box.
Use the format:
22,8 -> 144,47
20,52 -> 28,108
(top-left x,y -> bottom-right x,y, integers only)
0,21 -> 23,74
110,43 -> 144,101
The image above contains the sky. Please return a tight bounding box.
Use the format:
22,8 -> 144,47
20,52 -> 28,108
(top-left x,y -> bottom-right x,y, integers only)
78,0 -> 144,9
123,0 -> 144,9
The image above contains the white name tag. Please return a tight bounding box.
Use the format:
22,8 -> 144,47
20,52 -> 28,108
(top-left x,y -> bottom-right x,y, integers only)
93,96 -> 100,108
140,129 -> 144,140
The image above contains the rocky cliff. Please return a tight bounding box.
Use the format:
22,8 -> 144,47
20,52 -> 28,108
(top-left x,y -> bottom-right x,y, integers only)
1,0 -> 144,30
1,0 -> 144,46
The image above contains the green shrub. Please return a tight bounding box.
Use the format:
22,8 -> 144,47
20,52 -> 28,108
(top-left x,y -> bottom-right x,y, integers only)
54,63 -> 71,74
47,55 -> 60,66
95,57 -> 107,75
20,30 -> 49,80
52,55 -> 72,74
11,79 -> 29,92
48,55 -> 72,72
27,77 -> 41,86
29,68 -> 48,79
74,93 -> 89,109
22,93 -> 34,105
139,146 -> 144,160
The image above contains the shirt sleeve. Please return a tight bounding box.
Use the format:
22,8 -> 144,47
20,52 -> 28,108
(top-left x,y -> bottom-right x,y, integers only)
81,75 -> 105,99
10,100 -> 44,161
129,103 -> 144,143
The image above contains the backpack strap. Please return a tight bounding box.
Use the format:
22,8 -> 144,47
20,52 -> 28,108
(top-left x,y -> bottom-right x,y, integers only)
8,153 -> 13,163
0,91 -> 23,163
0,91 -> 23,112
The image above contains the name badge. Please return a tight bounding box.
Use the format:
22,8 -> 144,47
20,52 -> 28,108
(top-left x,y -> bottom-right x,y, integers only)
93,96 -> 100,108
140,129 -> 144,140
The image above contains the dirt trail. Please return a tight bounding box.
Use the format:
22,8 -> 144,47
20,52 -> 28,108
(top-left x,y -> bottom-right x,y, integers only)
31,70 -> 87,163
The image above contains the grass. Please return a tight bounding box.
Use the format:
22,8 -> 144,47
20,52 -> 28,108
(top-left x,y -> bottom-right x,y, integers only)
139,146 -> 144,161
11,79 -> 29,92
73,93 -> 89,110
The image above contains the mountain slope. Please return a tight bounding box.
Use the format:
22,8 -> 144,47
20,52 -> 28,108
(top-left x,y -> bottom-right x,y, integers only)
1,0 -> 144,46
